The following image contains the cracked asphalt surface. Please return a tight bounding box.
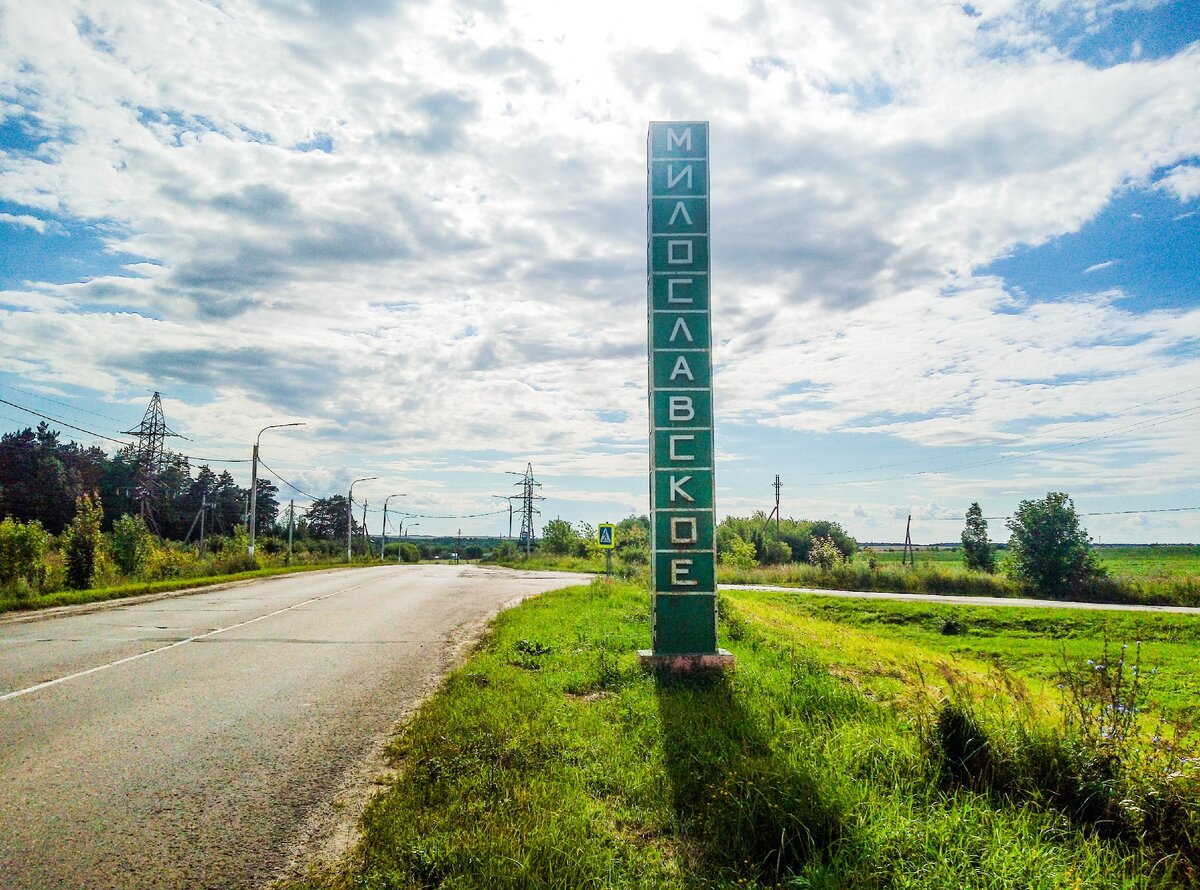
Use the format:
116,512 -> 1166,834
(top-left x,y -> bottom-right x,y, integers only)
0,564 -> 581,889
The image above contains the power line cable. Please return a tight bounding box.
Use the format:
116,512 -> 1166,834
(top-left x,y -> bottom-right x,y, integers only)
0,398 -> 133,446
393,508 -> 510,520
0,381 -> 126,423
255,457 -> 321,501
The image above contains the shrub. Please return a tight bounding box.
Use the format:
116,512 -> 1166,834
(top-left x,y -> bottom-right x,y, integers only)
540,518 -> 578,555
0,516 -> 49,593
63,492 -> 103,589
720,533 -> 757,570
111,513 -> 153,577
808,535 -> 844,571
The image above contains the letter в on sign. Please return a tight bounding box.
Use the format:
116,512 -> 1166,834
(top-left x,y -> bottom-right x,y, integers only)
653,390 -> 713,428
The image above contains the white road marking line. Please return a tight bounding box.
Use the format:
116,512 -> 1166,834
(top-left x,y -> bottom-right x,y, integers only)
0,579 -> 380,703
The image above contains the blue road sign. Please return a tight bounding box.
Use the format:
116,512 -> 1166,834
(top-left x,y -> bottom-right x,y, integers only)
597,523 -> 615,549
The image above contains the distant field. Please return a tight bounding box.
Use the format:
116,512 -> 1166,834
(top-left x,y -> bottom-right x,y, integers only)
868,544 -> 1200,583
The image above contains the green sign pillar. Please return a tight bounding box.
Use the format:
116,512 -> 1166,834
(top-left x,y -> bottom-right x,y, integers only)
642,121 -> 732,669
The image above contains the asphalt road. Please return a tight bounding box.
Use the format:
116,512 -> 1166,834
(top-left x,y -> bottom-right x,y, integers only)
0,564 -> 582,889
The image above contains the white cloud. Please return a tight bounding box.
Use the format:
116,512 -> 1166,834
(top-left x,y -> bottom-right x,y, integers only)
1156,163 -> 1200,202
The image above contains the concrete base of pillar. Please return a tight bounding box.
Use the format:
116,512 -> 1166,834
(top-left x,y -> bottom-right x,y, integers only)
637,649 -> 735,674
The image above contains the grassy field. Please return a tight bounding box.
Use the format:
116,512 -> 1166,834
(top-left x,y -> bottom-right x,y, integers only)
870,545 -> 1200,585
289,581 -> 1200,889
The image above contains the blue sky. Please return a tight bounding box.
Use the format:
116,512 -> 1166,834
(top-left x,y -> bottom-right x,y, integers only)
1,0 -> 1197,544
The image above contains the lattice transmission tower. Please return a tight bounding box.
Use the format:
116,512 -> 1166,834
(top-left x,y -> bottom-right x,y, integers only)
512,463 -> 544,556
121,391 -> 182,533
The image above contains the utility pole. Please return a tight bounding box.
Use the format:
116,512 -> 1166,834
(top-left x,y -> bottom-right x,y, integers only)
902,515 -> 914,567
381,493 -> 406,562
767,474 -> 782,534
509,463 -> 544,557
456,528 -> 462,564
199,494 -> 206,556
348,477 -> 378,562
286,499 -> 294,565
121,391 -> 182,535
361,499 -> 370,558
248,422 -> 305,556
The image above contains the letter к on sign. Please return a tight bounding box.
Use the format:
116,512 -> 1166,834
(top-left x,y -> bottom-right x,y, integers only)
644,121 -> 725,661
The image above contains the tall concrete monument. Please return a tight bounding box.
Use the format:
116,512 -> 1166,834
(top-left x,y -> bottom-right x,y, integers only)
642,121 -> 731,668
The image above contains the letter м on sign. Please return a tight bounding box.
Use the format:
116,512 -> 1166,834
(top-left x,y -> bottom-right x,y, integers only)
646,121 -> 721,659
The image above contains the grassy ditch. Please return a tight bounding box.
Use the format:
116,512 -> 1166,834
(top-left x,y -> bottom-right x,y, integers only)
290,582 -> 1199,889
0,561 -> 361,615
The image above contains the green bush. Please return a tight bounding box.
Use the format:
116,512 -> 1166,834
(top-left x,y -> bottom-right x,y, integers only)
0,516 -> 49,594
808,535 -> 844,571
720,533 -> 757,570
111,513 -> 153,577
63,492 -> 103,589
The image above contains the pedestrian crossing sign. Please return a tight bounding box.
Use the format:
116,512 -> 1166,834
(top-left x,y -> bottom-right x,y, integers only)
597,523 -> 615,549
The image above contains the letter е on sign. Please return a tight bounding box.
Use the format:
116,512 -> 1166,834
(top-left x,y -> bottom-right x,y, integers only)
646,121 -> 719,657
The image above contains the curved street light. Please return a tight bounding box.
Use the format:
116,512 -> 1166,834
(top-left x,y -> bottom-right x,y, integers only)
347,476 -> 378,562
398,521 -> 420,561
380,493 -> 406,562
248,422 -> 306,556
490,494 -> 515,540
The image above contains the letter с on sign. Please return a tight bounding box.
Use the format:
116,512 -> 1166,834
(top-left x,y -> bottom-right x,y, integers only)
645,121 -> 721,658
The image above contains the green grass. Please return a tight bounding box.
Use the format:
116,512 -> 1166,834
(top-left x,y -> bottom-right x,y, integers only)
870,545 -> 1200,585
288,581 -> 1199,889
722,546 -> 1200,607
732,589 -> 1200,724
0,561 -> 361,615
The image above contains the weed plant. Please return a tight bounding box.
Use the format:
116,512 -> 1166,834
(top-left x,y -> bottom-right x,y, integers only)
291,581 -> 1187,889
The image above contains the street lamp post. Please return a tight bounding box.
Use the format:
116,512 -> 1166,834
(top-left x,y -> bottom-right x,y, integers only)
248,422 -> 305,556
348,476 -> 378,562
402,523 -> 421,561
381,493 -> 406,562
491,495 -> 514,540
